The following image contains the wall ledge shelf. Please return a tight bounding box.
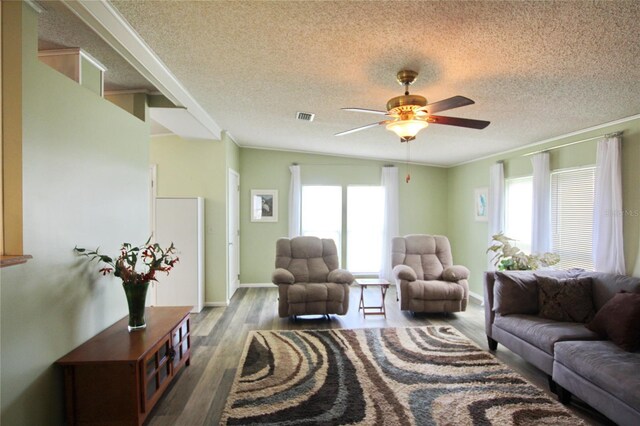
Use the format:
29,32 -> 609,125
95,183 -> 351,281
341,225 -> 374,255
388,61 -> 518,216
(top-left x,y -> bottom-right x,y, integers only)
0,254 -> 33,268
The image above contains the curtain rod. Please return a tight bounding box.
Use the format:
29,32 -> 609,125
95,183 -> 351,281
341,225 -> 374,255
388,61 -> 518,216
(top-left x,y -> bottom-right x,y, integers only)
522,131 -> 623,157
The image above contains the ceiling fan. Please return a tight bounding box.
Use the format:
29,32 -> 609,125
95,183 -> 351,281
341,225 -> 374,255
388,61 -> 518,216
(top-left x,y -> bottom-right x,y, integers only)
335,70 -> 490,142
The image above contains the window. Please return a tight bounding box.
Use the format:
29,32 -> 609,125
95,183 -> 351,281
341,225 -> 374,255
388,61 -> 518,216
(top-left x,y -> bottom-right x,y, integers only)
347,186 -> 385,274
301,186 -> 342,258
504,176 -> 533,254
551,167 -> 595,270
300,185 -> 385,274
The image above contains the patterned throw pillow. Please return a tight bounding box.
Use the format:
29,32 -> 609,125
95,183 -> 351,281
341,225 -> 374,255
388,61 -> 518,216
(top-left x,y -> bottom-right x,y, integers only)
536,275 -> 595,322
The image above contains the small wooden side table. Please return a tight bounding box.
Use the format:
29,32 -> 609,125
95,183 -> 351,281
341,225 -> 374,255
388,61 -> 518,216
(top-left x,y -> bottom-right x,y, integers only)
355,278 -> 390,318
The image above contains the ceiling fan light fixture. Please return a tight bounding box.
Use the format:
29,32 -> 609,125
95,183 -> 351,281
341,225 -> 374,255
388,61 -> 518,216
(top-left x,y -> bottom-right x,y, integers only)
386,119 -> 429,140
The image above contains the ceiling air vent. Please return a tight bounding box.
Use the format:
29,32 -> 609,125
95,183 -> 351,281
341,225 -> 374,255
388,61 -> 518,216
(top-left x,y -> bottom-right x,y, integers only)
296,111 -> 315,122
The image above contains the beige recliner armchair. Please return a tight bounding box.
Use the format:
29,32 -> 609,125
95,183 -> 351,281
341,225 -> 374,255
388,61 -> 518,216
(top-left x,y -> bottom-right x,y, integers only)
272,236 -> 353,318
392,234 -> 469,313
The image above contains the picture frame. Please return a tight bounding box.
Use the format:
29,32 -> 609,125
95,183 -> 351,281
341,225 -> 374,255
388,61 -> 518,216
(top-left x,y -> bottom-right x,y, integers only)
251,189 -> 278,222
474,187 -> 488,222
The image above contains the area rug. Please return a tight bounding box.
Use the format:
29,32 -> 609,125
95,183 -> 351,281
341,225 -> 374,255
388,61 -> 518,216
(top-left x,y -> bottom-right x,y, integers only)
221,326 -> 584,425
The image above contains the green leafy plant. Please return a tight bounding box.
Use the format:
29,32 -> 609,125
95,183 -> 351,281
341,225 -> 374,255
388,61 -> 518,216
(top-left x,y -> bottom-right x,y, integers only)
75,238 -> 178,285
487,232 -> 560,271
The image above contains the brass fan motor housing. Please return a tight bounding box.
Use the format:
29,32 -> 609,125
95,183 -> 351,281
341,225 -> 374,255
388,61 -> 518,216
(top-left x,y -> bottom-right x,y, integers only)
396,70 -> 419,86
386,95 -> 427,113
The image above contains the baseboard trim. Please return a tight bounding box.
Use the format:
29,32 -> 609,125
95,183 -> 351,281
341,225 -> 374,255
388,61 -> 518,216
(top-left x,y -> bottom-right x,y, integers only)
204,301 -> 228,307
469,291 -> 484,306
240,283 -> 273,288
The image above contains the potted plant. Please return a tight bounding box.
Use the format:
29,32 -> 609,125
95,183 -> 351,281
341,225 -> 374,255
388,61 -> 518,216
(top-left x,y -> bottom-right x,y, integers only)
75,238 -> 178,331
487,232 -> 560,271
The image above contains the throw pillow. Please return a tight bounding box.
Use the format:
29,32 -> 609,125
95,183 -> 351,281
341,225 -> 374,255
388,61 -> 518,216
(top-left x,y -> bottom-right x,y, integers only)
586,291 -> 640,352
536,275 -> 595,322
493,272 -> 539,315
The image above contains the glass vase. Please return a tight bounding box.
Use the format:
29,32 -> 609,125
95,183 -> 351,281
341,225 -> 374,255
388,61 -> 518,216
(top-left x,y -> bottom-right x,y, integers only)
123,281 -> 149,332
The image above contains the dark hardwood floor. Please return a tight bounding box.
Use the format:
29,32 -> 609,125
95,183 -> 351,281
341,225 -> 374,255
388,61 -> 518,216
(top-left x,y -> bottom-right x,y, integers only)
147,286 -> 613,425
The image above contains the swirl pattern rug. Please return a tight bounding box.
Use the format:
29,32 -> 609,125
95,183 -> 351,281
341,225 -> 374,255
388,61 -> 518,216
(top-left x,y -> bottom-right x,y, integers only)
221,326 -> 583,425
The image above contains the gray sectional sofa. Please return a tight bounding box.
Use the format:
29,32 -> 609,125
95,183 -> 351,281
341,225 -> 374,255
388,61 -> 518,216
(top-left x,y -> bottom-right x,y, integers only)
484,270 -> 640,426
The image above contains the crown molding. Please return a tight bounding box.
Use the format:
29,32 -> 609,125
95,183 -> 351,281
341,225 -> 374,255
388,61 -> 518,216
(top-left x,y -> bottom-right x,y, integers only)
451,113 -> 640,168
61,0 -> 221,139
25,1 -> 46,14
239,144 -> 447,168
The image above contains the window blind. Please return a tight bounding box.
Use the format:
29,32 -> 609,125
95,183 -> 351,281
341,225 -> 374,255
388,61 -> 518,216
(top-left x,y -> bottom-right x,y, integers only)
551,167 -> 595,270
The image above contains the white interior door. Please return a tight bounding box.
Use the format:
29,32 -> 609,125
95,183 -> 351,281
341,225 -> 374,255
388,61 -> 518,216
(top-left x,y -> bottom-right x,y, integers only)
228,169 -> 240,301
148,164 -> 157,306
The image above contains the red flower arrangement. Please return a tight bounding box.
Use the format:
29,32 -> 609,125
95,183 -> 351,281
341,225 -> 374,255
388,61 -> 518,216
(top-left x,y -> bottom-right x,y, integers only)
75,238 -> 179,285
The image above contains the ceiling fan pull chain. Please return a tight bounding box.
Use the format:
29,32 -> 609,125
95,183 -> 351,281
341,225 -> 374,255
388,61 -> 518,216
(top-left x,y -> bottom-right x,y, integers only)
406,141 -> 411,183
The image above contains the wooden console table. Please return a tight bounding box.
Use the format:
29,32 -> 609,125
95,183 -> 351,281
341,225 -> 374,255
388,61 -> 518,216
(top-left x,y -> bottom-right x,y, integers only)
56,306 -> 192,426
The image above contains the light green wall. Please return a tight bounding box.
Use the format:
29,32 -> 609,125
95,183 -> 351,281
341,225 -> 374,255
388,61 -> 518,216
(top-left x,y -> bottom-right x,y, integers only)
0,3 -> 150,425
105,92 -> 147,121
80,56 -> 102,96
239,148 -> 448,283
150,135 -> 231,304
448,118 -> 640,296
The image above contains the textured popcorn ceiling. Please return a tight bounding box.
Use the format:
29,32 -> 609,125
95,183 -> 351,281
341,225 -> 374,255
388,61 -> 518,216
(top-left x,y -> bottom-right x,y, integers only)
37,0 -> 156,92
69,1 -> 640,165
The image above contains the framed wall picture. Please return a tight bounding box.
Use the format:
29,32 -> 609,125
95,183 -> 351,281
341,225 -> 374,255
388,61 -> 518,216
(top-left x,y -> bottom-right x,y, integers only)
251,189 -> 278,222
475,187 -> 488,222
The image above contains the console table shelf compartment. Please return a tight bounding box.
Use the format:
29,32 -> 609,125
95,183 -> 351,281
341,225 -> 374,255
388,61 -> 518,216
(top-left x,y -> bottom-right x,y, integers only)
56,306 -> 192,426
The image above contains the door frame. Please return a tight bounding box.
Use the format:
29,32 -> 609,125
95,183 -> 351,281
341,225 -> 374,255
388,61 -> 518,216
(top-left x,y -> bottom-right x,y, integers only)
227,168 -> 240,303
148,164 -> 158,306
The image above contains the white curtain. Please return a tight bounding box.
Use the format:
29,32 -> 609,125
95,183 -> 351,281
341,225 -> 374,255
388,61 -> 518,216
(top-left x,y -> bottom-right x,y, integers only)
379,166 -> 399,281
288,164 -> 301,238
488,162 -> 505,269
531,152 -> 551,253
593,135 -> 625,274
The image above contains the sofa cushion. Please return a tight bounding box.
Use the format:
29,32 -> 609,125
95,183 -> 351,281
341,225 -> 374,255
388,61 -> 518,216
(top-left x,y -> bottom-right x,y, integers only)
493,314 -> 601,354
579,272 -> 640,310
407,280 -> 464,301
586,291 -> 640,352
493,272 -> 539,315
287,283 -> 346,304
536,275 -> 595,322
555,340 -> 640,410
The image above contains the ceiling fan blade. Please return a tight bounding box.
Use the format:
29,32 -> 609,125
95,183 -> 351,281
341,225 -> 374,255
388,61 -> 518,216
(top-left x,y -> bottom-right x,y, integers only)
335,121 -> 388,136
342,107 -> 388,115
417,96 -> 475,114
427,115 -> 490,129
